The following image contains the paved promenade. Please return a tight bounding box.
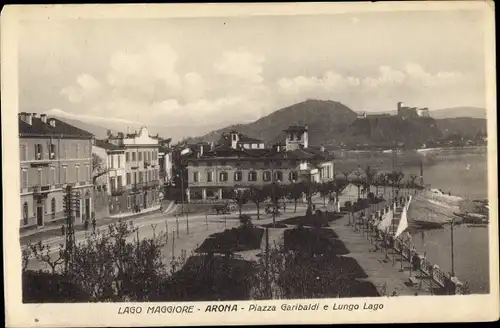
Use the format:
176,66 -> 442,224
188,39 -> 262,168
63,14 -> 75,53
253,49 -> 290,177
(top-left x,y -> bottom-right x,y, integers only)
330,213 -> 431,296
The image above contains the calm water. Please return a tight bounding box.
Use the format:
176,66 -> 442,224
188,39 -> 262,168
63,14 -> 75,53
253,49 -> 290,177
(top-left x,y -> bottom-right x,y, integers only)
402,148 -> 489,294
338,147 -> 490,293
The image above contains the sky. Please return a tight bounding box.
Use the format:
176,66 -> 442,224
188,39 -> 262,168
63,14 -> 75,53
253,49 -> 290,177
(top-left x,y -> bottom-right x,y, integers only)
18,9 -> 488,130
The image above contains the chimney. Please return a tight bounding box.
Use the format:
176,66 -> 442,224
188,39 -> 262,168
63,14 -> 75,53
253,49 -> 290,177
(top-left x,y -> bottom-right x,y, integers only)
32,112 -> 38,118
210,141 -> 215,150
48,118 -> 56,127
18,112 -> 27,122
25,113 -> 33,125
304,124 -> 308,131
40,114 -> 47,123
320,145 -> 325,152
199,144 -> 204,157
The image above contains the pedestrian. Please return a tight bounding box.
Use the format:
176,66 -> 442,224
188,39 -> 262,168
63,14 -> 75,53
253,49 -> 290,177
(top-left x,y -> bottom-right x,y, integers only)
92,217 -> 96,232
84,220 -> 89,230
61,225 -> 65,236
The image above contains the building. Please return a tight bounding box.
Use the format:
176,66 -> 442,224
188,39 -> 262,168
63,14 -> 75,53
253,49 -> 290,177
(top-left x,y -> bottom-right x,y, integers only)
19,112 -> 94,229
397,102 -> 430,119
184,125 -> 334,202
158,137 -> 173,185
356,112 -> 367,119
102,127 -> 161,214
219,131 -> 265,150
92,139 -> 127,217
416,108 -> 430,117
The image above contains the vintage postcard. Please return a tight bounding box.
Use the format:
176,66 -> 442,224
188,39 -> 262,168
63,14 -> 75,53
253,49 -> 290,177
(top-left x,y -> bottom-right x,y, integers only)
2,2 -> 498,326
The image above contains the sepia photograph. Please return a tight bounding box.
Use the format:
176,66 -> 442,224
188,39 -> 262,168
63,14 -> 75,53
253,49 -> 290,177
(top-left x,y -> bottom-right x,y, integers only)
2,2 -> 498,326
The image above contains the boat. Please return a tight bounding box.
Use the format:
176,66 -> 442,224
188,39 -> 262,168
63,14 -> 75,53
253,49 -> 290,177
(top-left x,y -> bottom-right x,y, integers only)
453,212 -> 489,224
412,220 -> 445,229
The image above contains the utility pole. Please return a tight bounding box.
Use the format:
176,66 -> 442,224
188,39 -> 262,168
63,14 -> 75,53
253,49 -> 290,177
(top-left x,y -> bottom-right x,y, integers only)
180,168 -> 185,215
63,185 -> 76,274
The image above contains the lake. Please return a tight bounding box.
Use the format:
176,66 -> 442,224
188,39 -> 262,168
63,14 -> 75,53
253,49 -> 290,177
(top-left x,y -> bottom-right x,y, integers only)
338,147 -> 490,293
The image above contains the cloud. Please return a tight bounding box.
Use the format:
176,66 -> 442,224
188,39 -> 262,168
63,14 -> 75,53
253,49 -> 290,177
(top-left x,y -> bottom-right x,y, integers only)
277,63 -> 464,105
214,49 -> 265,84
60,73 -> 101,103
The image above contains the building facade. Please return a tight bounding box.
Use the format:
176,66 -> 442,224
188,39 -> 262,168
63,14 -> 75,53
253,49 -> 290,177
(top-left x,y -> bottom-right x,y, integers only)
184,125 -> 334,202
102,127 -> 161,214
19,113 -> 94,229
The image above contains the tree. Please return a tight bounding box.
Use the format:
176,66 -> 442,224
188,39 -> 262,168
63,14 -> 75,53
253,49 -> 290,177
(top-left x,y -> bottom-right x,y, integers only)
231,189 -> 250,218
372,173 -> 385,196
92,153 -> 109,185
249,186 -> 268,220
318,182 -> 331,207
330,178 -> 349,211
287,182 -> 304,212
364,165 -> 377,195
265,182 -> 284,227
29,241 -> 67,274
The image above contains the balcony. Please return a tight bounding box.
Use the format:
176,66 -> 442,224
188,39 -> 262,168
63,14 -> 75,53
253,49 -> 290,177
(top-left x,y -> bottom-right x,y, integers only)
111,187 -> 125,196
32,185 -> 51,196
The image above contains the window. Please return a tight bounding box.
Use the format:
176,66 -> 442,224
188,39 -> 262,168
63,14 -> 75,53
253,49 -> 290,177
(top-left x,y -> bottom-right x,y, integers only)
111,155 -> 115,169
49,144 -> 56,159
126,173 -> 131,185
234,171 -> 242,182
63,166 -> 67,183
51,198 -> 56,218
50,167 -> 56,185
21,169 -> 28,189
274,171 -> 283,182
35,144 -> 43,160
193,172 -> 199,182
132,152 -> 136,161
76,144 -> 80,158
263,171 -> 271,182
133,172 -> 137,184
248,171 -> 257,181
219,172 -> 228,182
20,144 -> 27,161
138,152 -> 142,161
64,144 -> 68,159
23,202 -> 28,225
37,169 -> 42,185
76,166 -> 80,182
289,171 -> 298,182
118,155 -> 121,168
207,172 -> 213,182
127,196 -> 131,209
126,152 -> 130,162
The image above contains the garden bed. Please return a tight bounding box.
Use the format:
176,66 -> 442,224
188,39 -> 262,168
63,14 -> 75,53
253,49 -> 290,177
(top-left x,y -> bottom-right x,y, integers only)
259,222 -> 289,228
283,227 -> 348,255
156,255 -> 256,301
278,252 -> 377,298
196,226 -> 264,254
279,212 -> 329,227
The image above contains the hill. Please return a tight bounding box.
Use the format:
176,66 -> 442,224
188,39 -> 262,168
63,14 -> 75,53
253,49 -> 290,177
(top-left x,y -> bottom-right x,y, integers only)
338,115 -> 442,149
194,100 -> 487,149
430,106 -> 486,119
192,99 -> 358,145
435,117 -> 487,138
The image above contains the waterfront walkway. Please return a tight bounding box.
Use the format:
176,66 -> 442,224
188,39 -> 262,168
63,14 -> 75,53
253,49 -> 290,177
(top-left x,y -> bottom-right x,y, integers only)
330,209 -> 432,296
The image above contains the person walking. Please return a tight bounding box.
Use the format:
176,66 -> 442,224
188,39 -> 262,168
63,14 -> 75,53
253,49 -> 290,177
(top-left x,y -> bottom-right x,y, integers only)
92,217 -> 96,232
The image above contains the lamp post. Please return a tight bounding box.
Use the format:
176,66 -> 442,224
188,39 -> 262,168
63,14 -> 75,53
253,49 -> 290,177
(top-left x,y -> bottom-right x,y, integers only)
450,218 -> 456,277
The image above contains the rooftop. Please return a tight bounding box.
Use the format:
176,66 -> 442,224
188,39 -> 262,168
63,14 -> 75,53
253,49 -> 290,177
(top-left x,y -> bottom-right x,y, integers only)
94,139 -> 123,151
283,125 -> 308,133
19,114 -> 94,139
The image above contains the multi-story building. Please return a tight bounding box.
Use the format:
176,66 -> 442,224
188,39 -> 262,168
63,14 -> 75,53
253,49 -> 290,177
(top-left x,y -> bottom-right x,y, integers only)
92,139 -> 127,217
184,125 -> 334,202
103,127 -> 161,213
19,112 -> 94,229
158,137 -> 173,185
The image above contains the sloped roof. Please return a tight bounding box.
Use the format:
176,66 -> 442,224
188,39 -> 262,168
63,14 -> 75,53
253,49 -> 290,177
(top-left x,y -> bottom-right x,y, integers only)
19,117 -> 94,139
238,134 -> 263,144
94,139 -> 123,151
